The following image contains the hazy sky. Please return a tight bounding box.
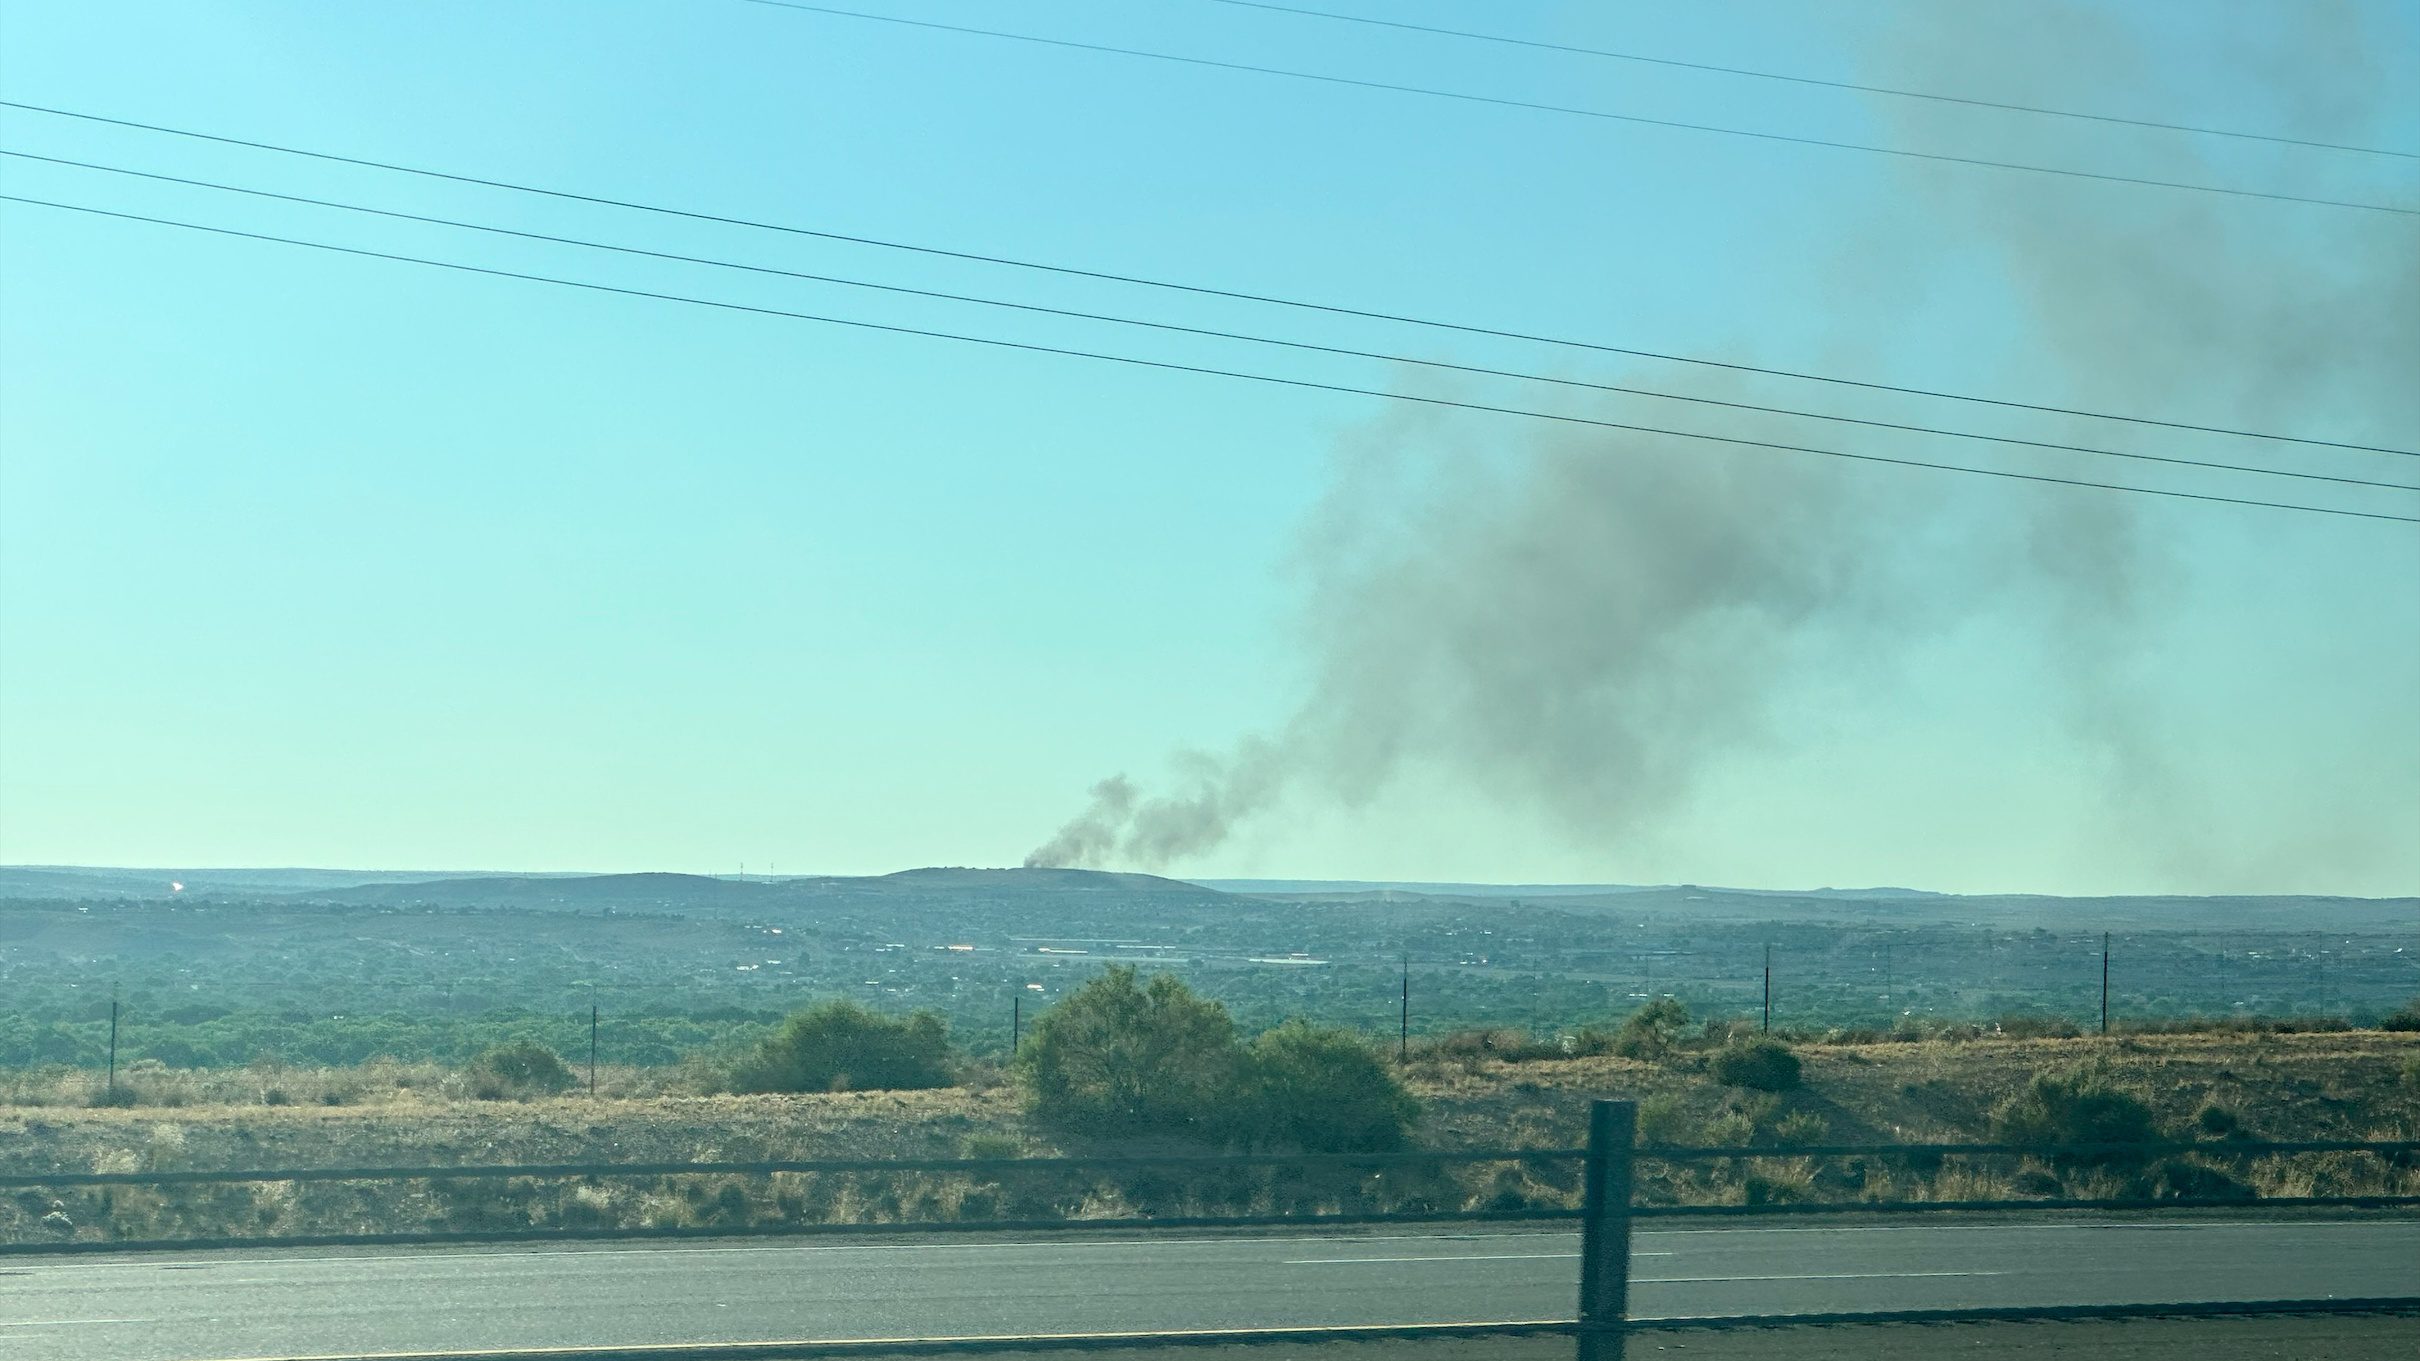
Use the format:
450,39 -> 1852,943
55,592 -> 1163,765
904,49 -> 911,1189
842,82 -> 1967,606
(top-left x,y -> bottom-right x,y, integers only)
3,1 -> 2416,894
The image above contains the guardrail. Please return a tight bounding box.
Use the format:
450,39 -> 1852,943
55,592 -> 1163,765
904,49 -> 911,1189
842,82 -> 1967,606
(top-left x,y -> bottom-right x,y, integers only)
0,1146 -> 1585,1189
5,1111 -> 2417,1357
1574,1105 -> 2418,1357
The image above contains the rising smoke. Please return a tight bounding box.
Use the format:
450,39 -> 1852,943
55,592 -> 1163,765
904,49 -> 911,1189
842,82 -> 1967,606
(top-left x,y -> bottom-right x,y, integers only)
1028,1 -> 2419,880
1868,0 -> 2420,883
1027,389 -> 1919,870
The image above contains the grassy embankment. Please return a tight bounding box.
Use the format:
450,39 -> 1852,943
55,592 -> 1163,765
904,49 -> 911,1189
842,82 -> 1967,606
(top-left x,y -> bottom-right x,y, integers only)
4,1030 -> 2415,1245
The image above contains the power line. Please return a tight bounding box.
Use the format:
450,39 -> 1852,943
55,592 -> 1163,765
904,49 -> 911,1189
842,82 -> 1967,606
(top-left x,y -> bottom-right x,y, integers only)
4,101 -> 2408,460
732,1 -> 2420,219
1202,0 -> 2420,162
15,150 -> 2411,495
4,191 -> 2411,526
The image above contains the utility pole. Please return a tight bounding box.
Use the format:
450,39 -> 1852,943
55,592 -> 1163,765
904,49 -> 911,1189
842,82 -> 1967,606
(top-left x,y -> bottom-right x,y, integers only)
2100,933 -> 2111,1036
1761,943 -> 1772,1034
589,999 -> 600,1097
1012,993 -> 1022,1058
107,985 -> 120,1098
1399,955 -> 1410,1063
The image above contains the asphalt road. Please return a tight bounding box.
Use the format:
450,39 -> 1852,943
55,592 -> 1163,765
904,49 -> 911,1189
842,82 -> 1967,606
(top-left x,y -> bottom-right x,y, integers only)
2,1218 -> 2414,1360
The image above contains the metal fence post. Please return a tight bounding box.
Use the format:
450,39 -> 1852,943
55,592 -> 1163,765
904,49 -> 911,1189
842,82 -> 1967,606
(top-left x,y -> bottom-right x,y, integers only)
1577,1098 -> 1637,1361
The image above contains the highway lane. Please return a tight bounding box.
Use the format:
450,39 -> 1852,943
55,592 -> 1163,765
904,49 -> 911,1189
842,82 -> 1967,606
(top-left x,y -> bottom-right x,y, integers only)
3,1217 -> 2414,1360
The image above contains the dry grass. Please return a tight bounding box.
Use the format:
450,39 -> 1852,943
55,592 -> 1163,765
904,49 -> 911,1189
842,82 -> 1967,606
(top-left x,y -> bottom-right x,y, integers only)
4,1031 -> 2413,1245
0,1056 -> 732,1110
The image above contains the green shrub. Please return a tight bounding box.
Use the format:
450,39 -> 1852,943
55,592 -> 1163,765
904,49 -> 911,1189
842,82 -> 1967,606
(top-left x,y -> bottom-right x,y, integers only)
1700,1109 -> 1756,1146
2139,1158 -> 2253,1201
1637,1094 -> 1690,1146
2191,1102 -> 2241,1138
1419,1028 -> 1559,1064
1742,1168 -> 1812,1205
1563,1026 -> 1620,1057
1772,1110 -> 1829,1145
728,1001 -> 954,1094
1991,1065 -> 2161,1164
1698,1018 -> 1756,1047
1612,998 -> 1690,1061
1710,1038 -> 1802,1092
1243,1021 -> 1418,1152
1019,968 -> 1241,1141
2382,997 -> 2420,1033
958,1133 -> 1023,1161
466,1040 -> 577,1100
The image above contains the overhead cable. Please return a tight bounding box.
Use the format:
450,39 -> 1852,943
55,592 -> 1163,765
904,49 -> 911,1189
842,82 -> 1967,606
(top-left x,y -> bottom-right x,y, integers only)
3,100 -> 2407,459
4,192 -> 2410,526
731,1 -> 2420,219
1202,0 -> 2419,161
10,148 -> 2411,496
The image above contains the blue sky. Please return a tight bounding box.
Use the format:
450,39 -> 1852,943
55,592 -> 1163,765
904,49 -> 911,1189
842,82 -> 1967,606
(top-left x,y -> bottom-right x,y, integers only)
2,1 -> 2415,893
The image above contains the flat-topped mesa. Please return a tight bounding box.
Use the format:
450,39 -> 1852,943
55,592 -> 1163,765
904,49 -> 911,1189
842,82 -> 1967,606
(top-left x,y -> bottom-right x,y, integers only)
872,866 -> 1215,895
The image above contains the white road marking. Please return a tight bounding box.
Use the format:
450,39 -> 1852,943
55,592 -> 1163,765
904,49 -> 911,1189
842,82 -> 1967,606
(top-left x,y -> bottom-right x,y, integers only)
1642,1270 -> 2008,1283
1644,1218 -> 2400,1237
1286,1252 -> 1581,1264
0,1230 -> 1585,1273
0,1317 -> 156,1327
8,1216 -> 2400,1276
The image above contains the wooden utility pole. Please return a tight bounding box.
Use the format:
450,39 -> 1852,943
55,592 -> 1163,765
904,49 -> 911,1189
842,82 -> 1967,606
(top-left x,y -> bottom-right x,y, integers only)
2100,933 -> 2111,1036
589,1001 -> 600,1097
107,986 -> 120,1098
1012,993 -> 1022,1057
1399,955 -> 1410,1063
1762,944 -> 1773,1033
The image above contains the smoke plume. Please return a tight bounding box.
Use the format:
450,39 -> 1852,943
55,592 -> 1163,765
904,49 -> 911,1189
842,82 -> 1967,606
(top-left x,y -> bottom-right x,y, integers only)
1028,1 -> 2418,882
1028,391 -> 1916,870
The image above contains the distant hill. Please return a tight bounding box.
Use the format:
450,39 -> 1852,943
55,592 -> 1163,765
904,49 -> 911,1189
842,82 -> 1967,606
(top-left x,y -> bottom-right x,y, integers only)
0,865 -> 580,899
0,867 -> 180,899
1195,879 -> 1947,901
6,865 -> 2407,934
1192,879 -> 2413,932
873,867 -> 1219,895
263,865 -> 1243,913
1194,878 -> 1656,898
300,871 -> 770,907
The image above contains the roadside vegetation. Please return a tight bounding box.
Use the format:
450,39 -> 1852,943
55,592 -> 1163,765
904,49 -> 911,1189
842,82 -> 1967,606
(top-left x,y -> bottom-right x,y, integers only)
2,984 -> 2414,1245
1019,967 -> 1415,1152
727,1001 -> 955,1095
10,893 -> 2413,1075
